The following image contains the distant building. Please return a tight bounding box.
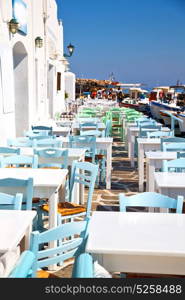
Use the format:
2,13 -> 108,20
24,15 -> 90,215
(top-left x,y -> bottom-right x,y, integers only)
0,0 -> 72,141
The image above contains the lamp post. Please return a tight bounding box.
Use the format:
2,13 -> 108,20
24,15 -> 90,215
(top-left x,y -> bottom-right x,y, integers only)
64,43 -> 75,58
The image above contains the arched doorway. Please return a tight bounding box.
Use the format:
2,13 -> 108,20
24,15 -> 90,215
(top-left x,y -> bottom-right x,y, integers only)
13,42 -> 28,137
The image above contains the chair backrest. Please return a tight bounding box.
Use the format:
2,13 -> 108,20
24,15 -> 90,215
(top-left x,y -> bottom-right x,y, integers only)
160,137 -> 185,151
177,152 -> 185,158
119,192 -> 183,214
162,158 -> 185,172
31,125 -> 52,135
0,178 -> 33,210
9,250 -> 35,278
34,148 -> 68,169
69,161 -> 98,216
104,120 -> 111,137
162,142 -> 185,152
147,130 -> 173,138
25,130 -> 50,138
0,155 -> 38,169
7,138 -> 34,147
69,136 -> 96,163
139,124 -> 162,138
0,147 -> 20,155
30,219 -> 89,277
0,192 -> 23,210
33,138 -> 61,148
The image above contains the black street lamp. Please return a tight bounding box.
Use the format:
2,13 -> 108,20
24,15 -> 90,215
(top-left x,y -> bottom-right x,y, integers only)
64,43 -> 75,58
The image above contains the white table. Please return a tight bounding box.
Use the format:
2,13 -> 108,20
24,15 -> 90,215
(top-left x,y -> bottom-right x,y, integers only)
145,151 -> 177,192
0,210 -> 36,253
0,168 -> 68,230
86,211 -> 185,275
60,137 -> 113,189
128,127 -> 169,168
137,138 -> 161,192
154,172 -> 185,199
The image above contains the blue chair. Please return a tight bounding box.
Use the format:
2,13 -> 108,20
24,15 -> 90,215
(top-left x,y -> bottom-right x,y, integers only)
160,137 -> 185,151
33,148 -> 68,169
33,138 -> 61,148
177,152 -> 185,158
147,131 -> 173,138
69,136 -> 96,164
24,130 -> 50,138
41,161 -> 98,226
104,120 -> 111,137
163,159 -> 185,172
72,253 -> 94,278
0,147 -> 20,155
31,125 -> 52,135
119,192 -> 183,213
0,154 -> 38,168
0,191 -> 23,210
7,137 -> 34,147
29,219 -> 89,277
9,250 -> 35,278
138,124 -> 162,138
0,178 -> 33,210
162,142 -> 185,152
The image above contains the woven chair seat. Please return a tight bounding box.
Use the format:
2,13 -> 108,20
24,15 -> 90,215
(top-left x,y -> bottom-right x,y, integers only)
42,202 -> 86,216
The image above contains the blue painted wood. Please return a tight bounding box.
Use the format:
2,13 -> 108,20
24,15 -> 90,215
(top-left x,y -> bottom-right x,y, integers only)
139,124 -> 162,138
177,152 -> 185,158
7,137 -> 34,147
163,158 -> 185,173
160,137 -> 185,151
147,130 -> 173,138
0,147 -> 20,154
9,250 -> 35,278
0,192 -> 22,210
0,154 -> 38,168
72,253 -> 94,278
30,219 -> 90,277
119,192 -> 183,214
0,178 -> 33,210
162,142 -> 185,152
34,148 -> 68,169
31,125 -> 52,135
33,138 -> 61,148
69,136 -> 96,163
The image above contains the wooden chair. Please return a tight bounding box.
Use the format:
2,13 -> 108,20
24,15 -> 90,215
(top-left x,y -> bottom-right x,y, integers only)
0,191 -> 23,210
147,130 -> 173,138
41,161 -> 98,225
163,158 -> 185,172
33,148 -> 68,169
162,142 -> 185,152
160,137 -> 185,151
33,138 -> 61,148
0,178 -> 33,210
0,147 -> 20,155
138,124 -> 162,138
0,155 -> 38,169
72,253 -> 94,278
31,125 -> 52,135
9,250 -> 35,278
29,219 -> 89,278
119,192 -> 183,214
7,137 -> 34,147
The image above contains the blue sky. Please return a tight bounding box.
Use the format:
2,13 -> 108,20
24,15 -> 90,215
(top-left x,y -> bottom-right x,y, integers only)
56,0 -> 185,89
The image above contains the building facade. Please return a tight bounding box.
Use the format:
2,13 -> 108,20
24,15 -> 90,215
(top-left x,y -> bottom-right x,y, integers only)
0,0 -> 71,142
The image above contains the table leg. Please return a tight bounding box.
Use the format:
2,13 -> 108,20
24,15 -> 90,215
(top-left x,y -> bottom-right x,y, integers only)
48,191 -> 58,270
20,224 -> 32,252
106,144 -> 112,189
138,144 -> 144,192
146,160 -> 155,192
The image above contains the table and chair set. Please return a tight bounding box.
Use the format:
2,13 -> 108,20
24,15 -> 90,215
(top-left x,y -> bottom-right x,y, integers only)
1,105 -> 185,278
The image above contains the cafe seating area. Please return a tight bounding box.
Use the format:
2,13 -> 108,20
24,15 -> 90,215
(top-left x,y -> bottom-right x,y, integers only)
1,101 -> 185,278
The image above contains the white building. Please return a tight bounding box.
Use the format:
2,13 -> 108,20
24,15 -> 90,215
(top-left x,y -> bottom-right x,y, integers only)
0,0 -> 74,142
